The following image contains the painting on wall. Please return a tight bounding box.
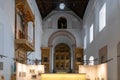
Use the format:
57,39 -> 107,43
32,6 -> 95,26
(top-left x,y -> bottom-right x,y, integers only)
94,77 -> 104,80
19,72 -> 22,77
22,72 -> 26,77
19,72 -> 26,77
38,73 -> 41,76
31,75 -> 37,79
101,78 -> 104,80
38,71 -> 42,76
29,69 -> 35,74
86,78 -> 90,80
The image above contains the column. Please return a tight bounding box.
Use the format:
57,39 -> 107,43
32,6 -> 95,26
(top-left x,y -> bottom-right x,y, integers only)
71,44 -> 76,72
49,45 -> 53,72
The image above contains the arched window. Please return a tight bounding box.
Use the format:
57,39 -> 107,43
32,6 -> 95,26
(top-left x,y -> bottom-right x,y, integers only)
58,17 -> 67,29
84,55 -> 87,65
89,56 -> 94,65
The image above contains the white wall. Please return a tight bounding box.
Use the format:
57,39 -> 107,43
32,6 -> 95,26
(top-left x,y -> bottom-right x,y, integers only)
42,10 -> 83,48
83,0 -> 120,80
27,0 -> 43,64
42,10 -> 83,72
0,0 -> 43,79
0,0 -> 15,80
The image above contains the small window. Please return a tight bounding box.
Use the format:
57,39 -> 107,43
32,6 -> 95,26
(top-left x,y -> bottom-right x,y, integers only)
58,17 -> 67,29
89,56 -> 94,65
84,55 -> 87,65
84,35 -> 87,49
90,24 -> 94,43
99,3 -> 106,32
59,3 -> 65,10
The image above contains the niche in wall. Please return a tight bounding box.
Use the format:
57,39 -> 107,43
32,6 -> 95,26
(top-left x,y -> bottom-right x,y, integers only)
99,45 -> 107,64
58,17 -> 67,29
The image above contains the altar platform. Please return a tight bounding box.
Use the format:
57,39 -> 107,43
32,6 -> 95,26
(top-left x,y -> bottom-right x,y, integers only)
41,73 -> 86,80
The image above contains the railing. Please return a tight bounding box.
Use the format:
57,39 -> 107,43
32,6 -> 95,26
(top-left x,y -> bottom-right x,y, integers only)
18,30 -> 34,47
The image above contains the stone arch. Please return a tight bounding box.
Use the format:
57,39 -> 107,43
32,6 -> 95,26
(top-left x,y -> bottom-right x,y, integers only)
48,30 -> 76,47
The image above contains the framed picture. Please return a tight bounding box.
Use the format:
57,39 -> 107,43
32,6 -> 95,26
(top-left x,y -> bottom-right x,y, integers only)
22,72 -> 26,77
31,75 -> 37,79
29,69 -> 35,74
19,72 -> 22,77
38,72 -> 41,76
19,72 -> 26,77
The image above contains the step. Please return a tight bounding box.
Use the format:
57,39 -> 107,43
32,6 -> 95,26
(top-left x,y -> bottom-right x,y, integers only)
41,73 -> 86,80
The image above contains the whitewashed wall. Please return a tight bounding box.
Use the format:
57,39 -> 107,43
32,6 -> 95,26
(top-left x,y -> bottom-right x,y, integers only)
0,0 -> 43,79
42,10 -> 83,72
27,0 -> 43,64
83,0 -> 120,80
42,10 -> 83,48
0,0 -> 15,80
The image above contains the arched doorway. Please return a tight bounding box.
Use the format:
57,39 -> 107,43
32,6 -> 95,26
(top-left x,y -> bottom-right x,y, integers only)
54,43 -> 70,72
48,30 -> 76,72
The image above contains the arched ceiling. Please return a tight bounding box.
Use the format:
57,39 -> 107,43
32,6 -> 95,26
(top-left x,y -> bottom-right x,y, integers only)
53,36 -> 73,48
35,0 -> 89,19
48,30 -> 76,47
